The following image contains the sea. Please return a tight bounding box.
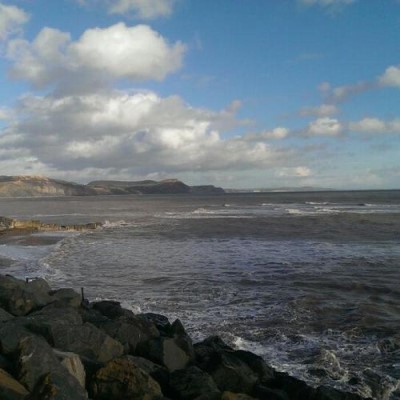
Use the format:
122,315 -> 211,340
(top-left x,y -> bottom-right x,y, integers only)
0,190 -> 399,399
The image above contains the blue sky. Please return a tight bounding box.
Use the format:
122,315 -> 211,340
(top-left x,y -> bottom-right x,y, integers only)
0,0 -> 399,189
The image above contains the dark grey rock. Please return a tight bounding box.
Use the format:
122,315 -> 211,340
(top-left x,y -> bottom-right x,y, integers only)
49,288 -> 82,308
90,356 -> 162,400
0,307 -> 14,322
0,275 -> 52,316
169,366 -> 221,400
92,300 -> 134,319
0,367 -> 29,400
17,335 -> 87,399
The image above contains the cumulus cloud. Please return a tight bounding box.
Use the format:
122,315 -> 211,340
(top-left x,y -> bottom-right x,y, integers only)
305,117 -> 343,136
379,65 -> 400,88
6,23 -> 185,93
0,90 -> 292,178
348,117 -> 400,134
299,104 -> 338,117
245,127 -> 289,141
0,2 -> 29,40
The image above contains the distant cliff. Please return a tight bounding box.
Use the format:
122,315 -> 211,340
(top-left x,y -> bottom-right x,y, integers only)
0,176 -> 96,197
0,176 -> 225,197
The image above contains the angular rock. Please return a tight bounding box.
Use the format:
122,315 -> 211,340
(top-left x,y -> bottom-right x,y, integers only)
82,307 -> 159,354
51,322 -> 124,363
0,320 -> 34,355
92,300 -> 134,319
0,275 -> 52,316
90,356 -> 162,400
0,368 -> 29,400
194,337 -> 261,395
29,372 -> 88,400
128,356 -> 169,393
0,307 -> 14,322
222,392 -> 257,400
169,366 -> 221,400
267,372 -> 315,400
49,288 -> 82,308
53,349 -> 86,389
137,336 -> 194,372
17,336 -> 87,399
142,313 -> 172,336
314,385 -> 370,400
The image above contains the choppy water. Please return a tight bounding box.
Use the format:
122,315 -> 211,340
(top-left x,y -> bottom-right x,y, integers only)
1,191 -> 400,399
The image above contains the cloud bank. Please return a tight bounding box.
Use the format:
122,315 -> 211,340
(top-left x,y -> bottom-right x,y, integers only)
7,23 -> 185,94
0,2 -> 29,41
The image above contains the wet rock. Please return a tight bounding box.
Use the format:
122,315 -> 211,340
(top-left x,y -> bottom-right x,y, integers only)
0,307 -> 14,322
252,384 -> 289,400
0,368 -> 29,400
137,336 -> 193,372
0,275 -> 52,316
49,288 -> 82,308
17,336 -> 87,399
168,366 -> 221,400
267,372 -> 315,400
90,356 -> 162,400
0,320 -> 34,355
53,349 -> 86,388
142,313 -> 172,336
314,385 -> 368,400
128,356 -> 169,393
29,372 -> 88,400
51,322 -> 124,363
92,300 -> 135,319
194,336 -> 271,395
82,307 -> 160,354
222,392 -> 257,400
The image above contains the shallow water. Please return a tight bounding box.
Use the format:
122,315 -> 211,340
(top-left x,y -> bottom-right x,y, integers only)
1,190 -> 400,399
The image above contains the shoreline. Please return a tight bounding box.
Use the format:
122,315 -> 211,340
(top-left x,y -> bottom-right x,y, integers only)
0,274 -> 371,400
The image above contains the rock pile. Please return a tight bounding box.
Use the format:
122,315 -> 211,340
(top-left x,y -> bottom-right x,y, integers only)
0,275 -> 369,400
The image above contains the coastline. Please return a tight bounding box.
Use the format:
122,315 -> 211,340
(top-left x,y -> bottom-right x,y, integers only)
0,274 -> 370,400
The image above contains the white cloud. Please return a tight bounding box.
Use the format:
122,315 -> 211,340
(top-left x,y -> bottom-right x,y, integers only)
348,117 -> 400,134
245,127 -> 289,141
7,23 -> 185,93
278,166 -> 312,177
0,2 -> 29,40
0,90 -> 292,179
0,107 -> 10,119
300,104 -> 338,117
306,117 -> 343,136
109,0 -> 175,19
378,65 -> 400,88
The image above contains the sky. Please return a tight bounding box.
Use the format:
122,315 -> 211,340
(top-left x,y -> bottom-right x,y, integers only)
0,0 -> 399,189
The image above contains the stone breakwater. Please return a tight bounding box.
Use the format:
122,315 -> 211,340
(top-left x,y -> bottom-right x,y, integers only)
0,275 -> 371,400
0,216 -> 102,234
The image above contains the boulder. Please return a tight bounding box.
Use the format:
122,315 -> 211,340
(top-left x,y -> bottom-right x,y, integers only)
16,336 -> 87,399
0,307 -> 14,322
0,368 -> 29,400
137,336 -> 194,372
0,320 -> 34,355
82,307 -> 159,354
49,288 -> 82,308
266,372 -> 315,400
92,300 -> 134,319
50,322 -> 124,363
128,356 -> 169,393
194,337 -> 263,395
222,392 -> 257,400
141,313 -> 172,336
53,349 -> 86,389
0,275 -> 52,316
314,386 -> 368,400
168,366 -> 221,400
90,356 -> 162,400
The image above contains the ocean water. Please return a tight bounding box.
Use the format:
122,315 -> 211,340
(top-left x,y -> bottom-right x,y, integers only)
0,191 -> 399,399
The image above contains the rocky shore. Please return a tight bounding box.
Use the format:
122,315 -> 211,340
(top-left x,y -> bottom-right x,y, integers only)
0,275 -> 370,400
0,216 -> 102,236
